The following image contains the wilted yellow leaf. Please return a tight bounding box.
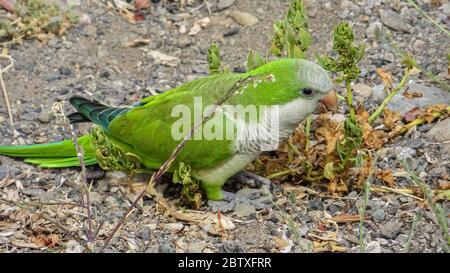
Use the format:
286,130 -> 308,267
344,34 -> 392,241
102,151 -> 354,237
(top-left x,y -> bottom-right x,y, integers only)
383,108 -> 402,130
376,68 -> 394,87
376,170 -> 396,187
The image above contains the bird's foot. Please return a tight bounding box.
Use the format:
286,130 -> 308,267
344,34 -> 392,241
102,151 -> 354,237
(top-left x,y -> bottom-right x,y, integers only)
207,187 -> 273,215
229,170 -> 274,191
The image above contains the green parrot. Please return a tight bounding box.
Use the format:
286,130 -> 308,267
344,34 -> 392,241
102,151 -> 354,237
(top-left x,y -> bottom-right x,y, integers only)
0,58 -> 334,201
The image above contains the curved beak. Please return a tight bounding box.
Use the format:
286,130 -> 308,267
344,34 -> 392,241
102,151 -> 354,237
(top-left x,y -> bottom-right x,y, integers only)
318,91 -> 338,113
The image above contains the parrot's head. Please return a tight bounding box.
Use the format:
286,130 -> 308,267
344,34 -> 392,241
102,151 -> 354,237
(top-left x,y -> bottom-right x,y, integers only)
242,58 -> 337,127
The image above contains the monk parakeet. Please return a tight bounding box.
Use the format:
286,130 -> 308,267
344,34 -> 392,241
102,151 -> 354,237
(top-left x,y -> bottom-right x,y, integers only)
0,58 -> 334,201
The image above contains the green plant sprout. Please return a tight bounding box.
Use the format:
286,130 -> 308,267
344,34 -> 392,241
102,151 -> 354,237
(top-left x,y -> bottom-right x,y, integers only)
318,22 -> 365,175
269,0 -> 311,59
207,43 -> 222,74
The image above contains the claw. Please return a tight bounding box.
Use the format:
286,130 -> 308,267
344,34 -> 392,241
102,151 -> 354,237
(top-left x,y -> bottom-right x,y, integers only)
229,170 -> 273,191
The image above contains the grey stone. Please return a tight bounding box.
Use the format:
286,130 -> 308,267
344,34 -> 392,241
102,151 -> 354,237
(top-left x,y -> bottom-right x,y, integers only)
234,203 -> 256,218
37,110 -> 52,123
217,0 -> 235,11
440,3 -> 450,17
426,118 -> 450,155
104,196 -> 119,208
158,243 -> 175,253
0,165 -> 9,180
84,25 -> 97,37
188,241 -> 206,253
367,22 -> 383,39
21,188 -> 46,197
386,84 -> 450,115
178,37 -> 193,48
379,9 -> 411,33
380,220 -> 401,239
371,208 -> 386,222
230,11 -> 259,27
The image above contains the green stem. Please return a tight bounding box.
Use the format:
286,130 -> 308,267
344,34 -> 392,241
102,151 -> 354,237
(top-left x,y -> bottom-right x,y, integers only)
406,0 -> 450,38
266,167 -> 302,179
304,116 -> 312,152
346,81 -> 356,121
368,68 -> 411,123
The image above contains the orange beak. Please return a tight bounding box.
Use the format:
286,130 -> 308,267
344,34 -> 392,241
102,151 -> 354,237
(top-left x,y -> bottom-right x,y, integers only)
318,91 -> 338,113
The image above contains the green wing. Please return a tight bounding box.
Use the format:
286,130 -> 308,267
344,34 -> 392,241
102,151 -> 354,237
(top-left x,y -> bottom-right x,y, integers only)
108,72 -> 244,170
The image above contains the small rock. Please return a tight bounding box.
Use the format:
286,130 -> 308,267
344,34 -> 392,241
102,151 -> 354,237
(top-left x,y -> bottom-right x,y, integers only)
188,241 -> 206,253
221,240 -> 243,253
37,110 -> 52,123
393,147 -> 416,162
426,118 -> 450,155
0,165 -> 9,180
230,10 -> 259,27
412,39 -> 425,51
105,171 -> 127,185
88,191 -> 103,204
59,66 -> 72,76
379,9 -> 411,33
104,196 -> 119,207
223,27 -> 239,37
353,83 -> 373,98
217,0 -> 235,11
371,208 -> 386,222
380,220 -> 401,239
386,84 -> 450,114
178,37 -> 193,48
365,241 -> 383,253
440,3 -> 450,17
429,166 -> 447,177
84,25 -> 97,37
383,52 -> 395,63
307,210 -> 324,223
366,22 -> 383,39
234,203 -> 256,218
66,240 -> 84,253
21,188 -> 46,197
165,223 -> 184,231
158,243 -> 175,253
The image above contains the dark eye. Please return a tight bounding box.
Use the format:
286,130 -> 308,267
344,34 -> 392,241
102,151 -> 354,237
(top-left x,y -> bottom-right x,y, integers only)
301,88 -> 316,97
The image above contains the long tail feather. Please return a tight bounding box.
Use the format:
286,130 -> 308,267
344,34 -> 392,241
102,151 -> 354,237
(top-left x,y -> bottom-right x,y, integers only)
0,135 -> 97,168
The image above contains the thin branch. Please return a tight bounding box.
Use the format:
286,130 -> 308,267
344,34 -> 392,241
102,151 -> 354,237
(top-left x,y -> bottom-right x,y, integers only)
52,102 -> 94,243
368,68 -> 411,123
0,53 -> 14,126
406,0 -> 450,38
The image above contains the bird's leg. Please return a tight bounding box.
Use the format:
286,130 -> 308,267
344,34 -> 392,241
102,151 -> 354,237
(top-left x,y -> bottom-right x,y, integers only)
228,170 -> 274,191
127,173 -> 135,193
205,174 -> 274,213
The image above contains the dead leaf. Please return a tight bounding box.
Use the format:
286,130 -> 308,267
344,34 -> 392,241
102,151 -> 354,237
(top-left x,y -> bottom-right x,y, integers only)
404,107 -> 422,122
439,182 -> 450,190
273,236 -> 289,250
402,90 -> 423,99
376,170 -> 396,187
148,50 -> 179,67
122,38 -> 151,48
383,108 -> 402,130
376,68 -> 394,87
31,234 -> 60,248
12,240 -> 41,249
330,214 -> 366,223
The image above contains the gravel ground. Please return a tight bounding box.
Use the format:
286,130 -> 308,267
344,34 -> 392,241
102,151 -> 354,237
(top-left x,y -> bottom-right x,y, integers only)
0,0 -> 449,253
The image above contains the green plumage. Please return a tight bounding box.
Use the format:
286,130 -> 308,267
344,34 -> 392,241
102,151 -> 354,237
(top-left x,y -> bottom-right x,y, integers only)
0,58 -> 333,200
